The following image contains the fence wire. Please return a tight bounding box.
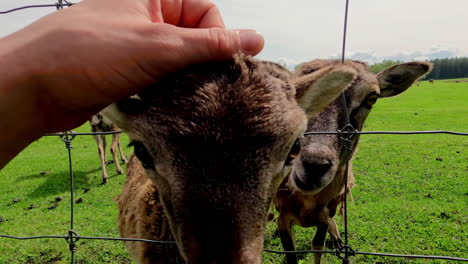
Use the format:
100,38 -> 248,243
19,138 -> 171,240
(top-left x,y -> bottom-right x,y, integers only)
1,1 -> 468,264
1,129 -> 467,263
0,1 -> 74,14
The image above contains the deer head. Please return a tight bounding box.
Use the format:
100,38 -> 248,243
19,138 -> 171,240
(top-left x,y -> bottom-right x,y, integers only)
288,60 -> 432,194
103,54 -> 356,263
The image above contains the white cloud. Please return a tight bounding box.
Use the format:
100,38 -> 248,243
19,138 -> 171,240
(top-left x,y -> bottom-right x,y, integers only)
216,0 -> 468,64
276,57 -> 303,70
2,0 -> 468,67
413,56 -> 430,61
324,46 -> 463,65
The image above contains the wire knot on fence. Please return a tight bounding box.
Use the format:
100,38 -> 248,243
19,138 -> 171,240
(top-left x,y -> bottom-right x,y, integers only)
0,1 -> 74,14
338,125 -> 356,153
335,245 -> 356,263
65,230 -> 80,253
60,131 -> 77,150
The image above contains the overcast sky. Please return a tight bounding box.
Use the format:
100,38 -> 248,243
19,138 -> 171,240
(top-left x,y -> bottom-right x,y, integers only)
2,0 -> 468,67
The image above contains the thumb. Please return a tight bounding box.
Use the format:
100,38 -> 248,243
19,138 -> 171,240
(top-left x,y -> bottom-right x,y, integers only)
175,27 -> 264,63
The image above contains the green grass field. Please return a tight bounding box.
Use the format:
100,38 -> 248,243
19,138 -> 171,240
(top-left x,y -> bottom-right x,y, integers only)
0,80 -> 466,264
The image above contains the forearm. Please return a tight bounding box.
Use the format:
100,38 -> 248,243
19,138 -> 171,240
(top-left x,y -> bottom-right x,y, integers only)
0,35 -> 44,169
0,0 -> 263,169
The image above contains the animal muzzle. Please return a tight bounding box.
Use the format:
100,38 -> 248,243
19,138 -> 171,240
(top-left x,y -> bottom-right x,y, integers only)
290,144 -> 338,193
177,219 -> 264,264
171,193 -> 266,264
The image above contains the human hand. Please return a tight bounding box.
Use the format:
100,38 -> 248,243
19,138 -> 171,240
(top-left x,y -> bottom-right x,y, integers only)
1,0 -> 264,133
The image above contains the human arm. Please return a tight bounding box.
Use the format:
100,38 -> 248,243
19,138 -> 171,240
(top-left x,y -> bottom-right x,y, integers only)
0,0 -> 264,168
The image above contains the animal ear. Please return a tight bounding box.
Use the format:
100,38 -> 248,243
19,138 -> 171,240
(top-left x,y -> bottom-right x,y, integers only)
377,62 -> 432,98
100,96 -> 146,131
89,114 -> 101,126
294,65 -> 357,118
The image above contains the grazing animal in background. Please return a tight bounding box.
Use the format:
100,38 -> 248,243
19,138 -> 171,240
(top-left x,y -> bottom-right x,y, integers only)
89,113 -> 127,184
274,59 -> 432,264
429,79 -> 434,84
103,54 -> 358,264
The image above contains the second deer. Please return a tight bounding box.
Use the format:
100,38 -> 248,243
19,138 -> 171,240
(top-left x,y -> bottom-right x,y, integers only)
89,113 -> 127,184
274,59 -> 432,264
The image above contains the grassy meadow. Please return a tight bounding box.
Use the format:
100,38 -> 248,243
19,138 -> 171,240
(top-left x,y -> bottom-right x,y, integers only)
0,80 -> 467,263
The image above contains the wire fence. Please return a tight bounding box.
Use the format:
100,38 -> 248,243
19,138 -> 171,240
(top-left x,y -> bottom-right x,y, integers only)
1,129 -> 467,263
0,0 -> 73,14
1,1 -> 468,264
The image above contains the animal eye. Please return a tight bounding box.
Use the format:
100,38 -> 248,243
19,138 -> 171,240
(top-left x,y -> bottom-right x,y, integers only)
365,92 -> 378,107
285,139 -> 301,165
130,141 -> 155,169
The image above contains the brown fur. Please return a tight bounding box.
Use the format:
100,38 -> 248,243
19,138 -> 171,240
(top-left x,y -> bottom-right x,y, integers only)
117,154 -> 182,263
275,59 -> 432,264
89,113 -> 127,184
104,54 -> 358,264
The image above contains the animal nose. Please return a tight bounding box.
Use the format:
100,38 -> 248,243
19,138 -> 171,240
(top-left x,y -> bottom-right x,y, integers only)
293,160 -> 333,191
304,160 -> 332,178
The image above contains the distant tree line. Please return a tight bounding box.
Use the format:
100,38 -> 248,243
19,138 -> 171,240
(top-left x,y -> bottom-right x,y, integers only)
370,57 -> 468,80
424,57 -> 468,80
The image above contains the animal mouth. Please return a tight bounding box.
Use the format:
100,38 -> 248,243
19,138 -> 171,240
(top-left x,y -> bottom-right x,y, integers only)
291,171 -> 323,193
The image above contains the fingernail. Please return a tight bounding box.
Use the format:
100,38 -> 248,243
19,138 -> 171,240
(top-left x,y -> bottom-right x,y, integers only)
238,30 -> 264,55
